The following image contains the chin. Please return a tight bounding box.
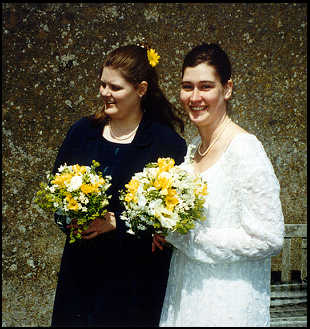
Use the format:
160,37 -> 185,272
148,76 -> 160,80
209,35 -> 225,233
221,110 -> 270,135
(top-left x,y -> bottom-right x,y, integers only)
189,111 -> 208,124
190,120 -> 206,128
104,106 -> 118,116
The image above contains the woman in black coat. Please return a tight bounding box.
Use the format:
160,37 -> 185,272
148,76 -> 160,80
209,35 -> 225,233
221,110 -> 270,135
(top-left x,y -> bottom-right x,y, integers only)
51,44 -> 187,327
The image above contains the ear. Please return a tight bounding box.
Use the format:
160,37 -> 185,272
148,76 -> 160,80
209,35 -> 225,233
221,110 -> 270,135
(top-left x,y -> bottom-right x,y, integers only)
137,81 -> 148,98
224,79 -> 233,100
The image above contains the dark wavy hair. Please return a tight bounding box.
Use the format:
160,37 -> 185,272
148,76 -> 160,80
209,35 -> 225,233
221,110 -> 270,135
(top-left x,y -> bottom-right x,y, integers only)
182,43 -> 232,85
90,45 -> 184,133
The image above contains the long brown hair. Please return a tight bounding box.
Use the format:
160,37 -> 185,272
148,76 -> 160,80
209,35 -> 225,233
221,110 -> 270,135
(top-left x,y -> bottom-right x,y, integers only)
90,45 -> 184,133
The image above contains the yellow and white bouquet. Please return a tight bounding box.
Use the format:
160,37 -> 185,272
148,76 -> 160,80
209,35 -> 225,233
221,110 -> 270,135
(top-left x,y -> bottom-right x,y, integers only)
119,154 -> 208,237
34,160 -> 112,243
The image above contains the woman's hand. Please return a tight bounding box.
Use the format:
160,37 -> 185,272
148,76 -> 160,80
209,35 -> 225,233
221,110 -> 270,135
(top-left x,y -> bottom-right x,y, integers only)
152,234 -> 167,252
81,212 -> 116,240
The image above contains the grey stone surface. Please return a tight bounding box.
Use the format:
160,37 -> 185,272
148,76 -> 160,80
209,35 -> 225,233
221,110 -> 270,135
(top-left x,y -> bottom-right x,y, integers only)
2,3 -> 307,326
270,283 -> 307,325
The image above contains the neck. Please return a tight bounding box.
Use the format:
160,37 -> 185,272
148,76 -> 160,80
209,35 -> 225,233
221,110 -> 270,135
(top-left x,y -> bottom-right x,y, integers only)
198,112 -> 228,148
108,111 -> 143,133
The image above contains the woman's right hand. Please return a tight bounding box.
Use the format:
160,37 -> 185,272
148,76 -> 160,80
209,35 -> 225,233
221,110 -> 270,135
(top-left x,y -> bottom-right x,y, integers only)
152,234 -> 167,252
81,212 -> 116,240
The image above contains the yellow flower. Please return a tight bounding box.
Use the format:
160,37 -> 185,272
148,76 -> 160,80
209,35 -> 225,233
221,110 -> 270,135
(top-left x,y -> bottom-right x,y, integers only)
124,178 -> 140,203
92,183 -> 100,193
195,182 -> 208,196
65,193 -> 79,211
72,164 -> 86,175
125,178 -> 140,193
68,198 -> 79,211
81,184 -> 96,194
125,192 -> 138,203
154,172 -> 172,194
125,193 -> 131,202
65,192 -> 73,202
98,177 -> 106,186
201,183 -> 208,196
52,173 -> 73,187
157,158 -> 175,173
165,188 -> 179,211
147,48 -> 160,67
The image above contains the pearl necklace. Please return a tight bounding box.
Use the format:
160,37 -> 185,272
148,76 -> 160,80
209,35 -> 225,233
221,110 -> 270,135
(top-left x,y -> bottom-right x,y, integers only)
108,121 -> 140,141
197,117 -> 231,157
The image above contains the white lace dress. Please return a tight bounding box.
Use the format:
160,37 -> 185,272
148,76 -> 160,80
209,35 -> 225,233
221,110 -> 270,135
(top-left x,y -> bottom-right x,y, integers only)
160,133 -> 285,327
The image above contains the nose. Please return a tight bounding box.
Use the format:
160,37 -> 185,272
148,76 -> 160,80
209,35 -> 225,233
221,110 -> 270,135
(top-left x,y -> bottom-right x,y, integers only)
189,87 -> 202,103
100,85 -> 112,97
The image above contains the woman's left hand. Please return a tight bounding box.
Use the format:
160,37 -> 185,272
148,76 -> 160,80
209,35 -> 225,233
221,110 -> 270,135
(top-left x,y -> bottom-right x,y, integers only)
81,212 -> 116,240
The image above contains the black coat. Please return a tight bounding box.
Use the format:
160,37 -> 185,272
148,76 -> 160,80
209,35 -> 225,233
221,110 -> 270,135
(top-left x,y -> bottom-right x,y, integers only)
51,114 -> 187,327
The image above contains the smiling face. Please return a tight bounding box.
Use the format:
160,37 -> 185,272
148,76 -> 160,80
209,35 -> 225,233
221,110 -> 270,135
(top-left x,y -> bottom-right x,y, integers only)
180,63 -> 232,128
99,66 -> 147,121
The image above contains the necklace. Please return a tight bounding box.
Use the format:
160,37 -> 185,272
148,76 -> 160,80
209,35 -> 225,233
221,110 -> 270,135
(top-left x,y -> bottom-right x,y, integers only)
197,116 -> 231,157
108,121 -> 140,141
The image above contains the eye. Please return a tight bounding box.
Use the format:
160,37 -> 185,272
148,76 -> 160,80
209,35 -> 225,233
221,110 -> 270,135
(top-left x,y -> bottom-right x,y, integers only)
181,83 -> 193,91
99,82 -> 122,91
200,84 -> 212,90
111,84 -> 121,91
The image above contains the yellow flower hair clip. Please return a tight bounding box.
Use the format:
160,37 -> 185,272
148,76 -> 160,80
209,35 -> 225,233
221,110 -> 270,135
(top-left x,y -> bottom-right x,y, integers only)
147,48 -> 160,67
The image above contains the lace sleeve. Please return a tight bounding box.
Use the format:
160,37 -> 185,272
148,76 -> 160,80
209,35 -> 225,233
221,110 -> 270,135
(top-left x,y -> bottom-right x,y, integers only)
166,135 -> 285,264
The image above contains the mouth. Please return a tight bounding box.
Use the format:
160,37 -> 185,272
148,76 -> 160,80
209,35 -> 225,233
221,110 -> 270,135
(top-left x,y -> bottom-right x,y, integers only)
189,106 -> 208,112
105,100 -> 115,108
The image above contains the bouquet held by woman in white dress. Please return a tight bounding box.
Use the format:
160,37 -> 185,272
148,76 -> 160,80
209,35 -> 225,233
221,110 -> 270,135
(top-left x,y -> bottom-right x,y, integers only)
120,155 -> 208,237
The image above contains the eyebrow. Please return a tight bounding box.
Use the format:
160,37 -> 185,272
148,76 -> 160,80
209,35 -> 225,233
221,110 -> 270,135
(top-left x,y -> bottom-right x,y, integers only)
181,80 -> 216,85
100,79 -> 121,86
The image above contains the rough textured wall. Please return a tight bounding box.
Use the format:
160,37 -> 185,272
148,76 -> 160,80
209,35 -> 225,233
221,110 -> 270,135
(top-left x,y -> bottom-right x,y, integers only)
2,3 -> 307,326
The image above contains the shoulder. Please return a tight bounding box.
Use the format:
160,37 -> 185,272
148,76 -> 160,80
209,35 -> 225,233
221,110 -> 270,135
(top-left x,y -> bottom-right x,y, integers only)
148,121 -> 187,164
68,116 -> 93,132
150,121 -> 186,146
65,116 -> 100,140
226,133 -> 277,177
228,133 -> 265,157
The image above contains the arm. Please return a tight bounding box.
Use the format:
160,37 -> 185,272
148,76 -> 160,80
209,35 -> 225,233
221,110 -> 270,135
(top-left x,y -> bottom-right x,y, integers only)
52,120 -> 85,233
52,123 -> 78,174
166,136 -> 285,264
155,126 -> 187,165
173,137 -> 187,165
150,126 -> 187,252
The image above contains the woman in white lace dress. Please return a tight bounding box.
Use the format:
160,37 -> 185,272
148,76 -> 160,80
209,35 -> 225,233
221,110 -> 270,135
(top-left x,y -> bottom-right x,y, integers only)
152,43 -> 284,327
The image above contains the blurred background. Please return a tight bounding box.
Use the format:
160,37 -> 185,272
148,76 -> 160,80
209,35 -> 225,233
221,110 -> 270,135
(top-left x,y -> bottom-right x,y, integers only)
2,3 -> 307,326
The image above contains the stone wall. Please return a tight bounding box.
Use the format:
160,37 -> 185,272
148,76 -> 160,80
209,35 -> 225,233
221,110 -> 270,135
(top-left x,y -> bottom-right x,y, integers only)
2,3 -> 307,326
